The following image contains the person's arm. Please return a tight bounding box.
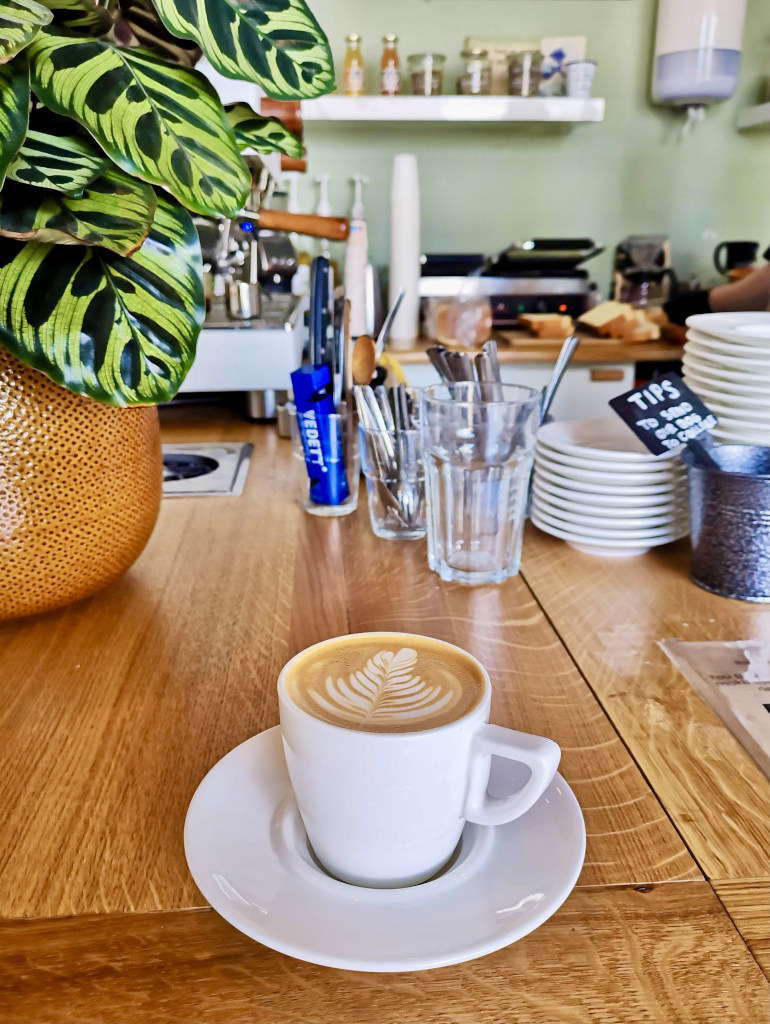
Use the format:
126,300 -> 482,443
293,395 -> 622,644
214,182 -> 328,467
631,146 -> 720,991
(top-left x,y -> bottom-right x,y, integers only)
709,263 -> 770,312
664,263 -> 770,325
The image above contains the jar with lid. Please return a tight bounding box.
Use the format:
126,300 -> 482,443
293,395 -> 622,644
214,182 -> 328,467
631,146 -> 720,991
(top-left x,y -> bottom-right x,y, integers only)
507,50 -> 544,97
380,34 -> 401,96
344,33 -> 365,96
408,53 -> 445,96
457,48 -> 491,95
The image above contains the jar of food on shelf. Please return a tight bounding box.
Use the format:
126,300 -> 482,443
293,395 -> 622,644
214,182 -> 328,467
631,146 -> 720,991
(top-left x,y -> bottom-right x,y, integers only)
408,53 -> 445,96
344,33 -> 365,96
507,50 -> 544,97
380,34 -> 401,95
457,48 -> 491,95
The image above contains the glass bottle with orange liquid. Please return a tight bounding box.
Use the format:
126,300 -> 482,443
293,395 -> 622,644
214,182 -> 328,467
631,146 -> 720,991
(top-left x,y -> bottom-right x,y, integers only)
380,34 -> 401,96
344,34 -> 365,96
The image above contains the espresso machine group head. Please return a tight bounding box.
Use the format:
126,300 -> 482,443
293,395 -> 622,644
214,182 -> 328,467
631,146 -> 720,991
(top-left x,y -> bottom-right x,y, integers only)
196,155 -> 350,325
180,157 -> 350,416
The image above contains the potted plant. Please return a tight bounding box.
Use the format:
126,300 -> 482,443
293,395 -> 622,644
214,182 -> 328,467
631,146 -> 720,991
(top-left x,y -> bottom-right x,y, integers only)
0,0 -> 332,620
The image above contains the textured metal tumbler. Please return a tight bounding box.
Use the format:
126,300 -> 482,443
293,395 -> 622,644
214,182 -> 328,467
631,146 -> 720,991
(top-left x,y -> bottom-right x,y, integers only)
682,445 -> 770,602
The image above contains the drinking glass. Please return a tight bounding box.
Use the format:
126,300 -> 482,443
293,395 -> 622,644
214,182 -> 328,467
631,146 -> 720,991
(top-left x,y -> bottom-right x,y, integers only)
360,425 -> 426,540
420,383 -> 541,585
287,402 -> 360,517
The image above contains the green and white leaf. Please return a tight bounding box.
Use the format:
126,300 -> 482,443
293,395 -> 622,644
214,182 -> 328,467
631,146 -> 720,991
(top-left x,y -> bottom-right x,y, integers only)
0,192 -> 203,406
0,0 -> 51,63
151,0 -> 333,100
42,0 -> 116,36
6,129 -> 108,194
116,0 -> 200,67
225,102 -> 302,158
0,165 -> 156,254
0,58 -> 29,185
28,31 -> 250,217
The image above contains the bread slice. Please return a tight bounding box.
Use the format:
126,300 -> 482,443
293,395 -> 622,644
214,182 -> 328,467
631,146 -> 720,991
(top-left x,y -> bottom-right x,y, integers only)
578,301 -> 635,337
519,313 -> 574,339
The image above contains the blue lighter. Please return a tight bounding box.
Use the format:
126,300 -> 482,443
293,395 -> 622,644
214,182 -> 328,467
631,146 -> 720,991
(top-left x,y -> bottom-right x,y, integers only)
290,365 -> 350,506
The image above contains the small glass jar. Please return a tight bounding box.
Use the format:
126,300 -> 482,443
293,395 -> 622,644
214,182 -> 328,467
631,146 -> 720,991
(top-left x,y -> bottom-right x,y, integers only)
457,48 -> 491,96
507,50 -> 544,97
408,53 -> 445,96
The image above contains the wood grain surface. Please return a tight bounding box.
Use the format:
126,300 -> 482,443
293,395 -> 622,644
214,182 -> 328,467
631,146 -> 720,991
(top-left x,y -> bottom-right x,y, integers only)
339,506 -> 698,888
521,527 -> 770,884
0,408 -> 698,920
713,879 -> 770,978
0,406 -> 764,1024
1,884 -> 767,1024
394,334 -> 683,365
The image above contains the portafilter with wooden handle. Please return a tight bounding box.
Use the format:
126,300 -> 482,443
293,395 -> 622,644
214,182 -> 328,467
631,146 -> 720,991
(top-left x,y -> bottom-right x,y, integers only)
244,154 -> 350,241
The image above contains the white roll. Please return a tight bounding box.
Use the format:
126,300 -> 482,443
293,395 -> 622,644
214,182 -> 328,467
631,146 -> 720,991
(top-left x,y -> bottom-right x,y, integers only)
389,154 -> 421,350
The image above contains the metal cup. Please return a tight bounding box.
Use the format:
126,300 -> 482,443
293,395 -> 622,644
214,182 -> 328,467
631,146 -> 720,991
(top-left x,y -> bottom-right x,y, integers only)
682,444 -> 770,602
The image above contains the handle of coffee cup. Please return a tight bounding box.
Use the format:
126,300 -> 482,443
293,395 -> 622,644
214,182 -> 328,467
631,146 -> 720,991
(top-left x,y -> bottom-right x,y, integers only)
464,725 -> 561,827
714,242 -> 729,276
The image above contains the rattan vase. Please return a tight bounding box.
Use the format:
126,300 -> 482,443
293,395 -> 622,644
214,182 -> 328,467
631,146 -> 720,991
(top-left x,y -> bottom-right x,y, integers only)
0,347 -> 162,620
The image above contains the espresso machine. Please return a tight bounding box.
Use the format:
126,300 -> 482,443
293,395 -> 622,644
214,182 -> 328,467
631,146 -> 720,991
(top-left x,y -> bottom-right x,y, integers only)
178,155 -> 349,418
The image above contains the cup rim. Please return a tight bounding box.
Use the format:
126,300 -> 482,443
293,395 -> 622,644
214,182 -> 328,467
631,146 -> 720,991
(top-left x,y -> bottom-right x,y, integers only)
420,382 -> 542,412
277,631 -> 491,739
680,443 -> 770,480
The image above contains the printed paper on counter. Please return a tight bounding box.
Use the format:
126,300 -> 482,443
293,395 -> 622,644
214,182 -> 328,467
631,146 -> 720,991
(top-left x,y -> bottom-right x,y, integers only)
659,639 -> 770,778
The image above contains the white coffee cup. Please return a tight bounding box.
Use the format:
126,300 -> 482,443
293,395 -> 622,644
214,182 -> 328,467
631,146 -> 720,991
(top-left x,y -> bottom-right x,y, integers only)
566,60 -> 597,99
278,633 -> 561,888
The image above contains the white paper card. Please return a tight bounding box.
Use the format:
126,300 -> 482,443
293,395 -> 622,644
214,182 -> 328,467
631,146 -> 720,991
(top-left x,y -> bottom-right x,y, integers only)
659,639 -> 770,778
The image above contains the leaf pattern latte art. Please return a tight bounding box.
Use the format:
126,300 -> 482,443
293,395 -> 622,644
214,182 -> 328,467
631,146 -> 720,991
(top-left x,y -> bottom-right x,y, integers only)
309,648 -> 459,727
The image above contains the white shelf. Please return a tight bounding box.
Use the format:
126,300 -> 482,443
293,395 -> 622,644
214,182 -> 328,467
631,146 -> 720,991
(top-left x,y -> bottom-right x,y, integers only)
737,102 -> 770,130
301,95 -> 605,124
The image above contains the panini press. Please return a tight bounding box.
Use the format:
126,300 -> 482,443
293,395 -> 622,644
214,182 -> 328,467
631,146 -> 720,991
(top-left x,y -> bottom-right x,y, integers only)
419,238 -> 603,327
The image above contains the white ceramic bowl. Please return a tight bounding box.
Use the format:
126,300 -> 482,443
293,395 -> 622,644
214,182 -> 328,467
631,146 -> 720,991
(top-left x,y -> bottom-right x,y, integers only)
530,511 -> 687,558
685,338 -> 770,367
532,477 -> 688,516
531,501 -> 688,541
533,461 -> 684,497
537,417 -> 676,463
531,496 -> 688,532
682,353 -> 770,386
686,312 -> 770,344
535,453 -> 680,487
535,446 -> 676,476
686,327 -> 770,353
683,376 -> 770,410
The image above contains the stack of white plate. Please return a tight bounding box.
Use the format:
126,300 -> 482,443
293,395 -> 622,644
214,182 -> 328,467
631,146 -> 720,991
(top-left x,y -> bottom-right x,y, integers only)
684,312 -> 770,447
531,418 -> 689,557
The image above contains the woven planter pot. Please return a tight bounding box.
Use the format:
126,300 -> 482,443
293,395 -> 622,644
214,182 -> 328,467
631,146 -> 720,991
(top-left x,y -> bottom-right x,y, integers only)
0,347 -> 162,621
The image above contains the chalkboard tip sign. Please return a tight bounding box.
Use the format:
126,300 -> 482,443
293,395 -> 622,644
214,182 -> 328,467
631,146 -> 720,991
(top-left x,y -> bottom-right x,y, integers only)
609,373 -> 718,458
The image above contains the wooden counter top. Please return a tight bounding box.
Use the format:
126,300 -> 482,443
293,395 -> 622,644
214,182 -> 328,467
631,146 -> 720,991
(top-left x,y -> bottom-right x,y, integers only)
0,406 -> 766,1022
392,332 -> 684,365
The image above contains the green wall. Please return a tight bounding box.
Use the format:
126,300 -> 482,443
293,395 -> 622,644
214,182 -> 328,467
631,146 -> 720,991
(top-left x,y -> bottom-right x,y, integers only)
297,0 -> 770,294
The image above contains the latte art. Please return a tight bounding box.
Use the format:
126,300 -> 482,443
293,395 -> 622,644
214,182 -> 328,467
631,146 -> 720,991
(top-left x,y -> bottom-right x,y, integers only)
311,648 -> 460,727
284,635 -> 486,733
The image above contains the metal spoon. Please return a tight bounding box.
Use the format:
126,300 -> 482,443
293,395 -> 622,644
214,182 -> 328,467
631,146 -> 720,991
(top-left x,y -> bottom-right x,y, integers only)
375,288 -> 406,357
540,335 -> 580,423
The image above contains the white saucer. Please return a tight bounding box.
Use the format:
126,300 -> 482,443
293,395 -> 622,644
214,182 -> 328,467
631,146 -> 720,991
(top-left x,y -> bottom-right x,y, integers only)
538,417 -> 678,463
531,510 -> 688,556
535,453 -> 676,487
686,311 -> 770,344
184,727 -> 586,973
533,461 -> 683,497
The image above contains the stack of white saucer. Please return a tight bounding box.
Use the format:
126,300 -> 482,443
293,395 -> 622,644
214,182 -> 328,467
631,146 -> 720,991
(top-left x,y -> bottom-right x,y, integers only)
531,418 -> 689,557
684,312 -> 770,447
